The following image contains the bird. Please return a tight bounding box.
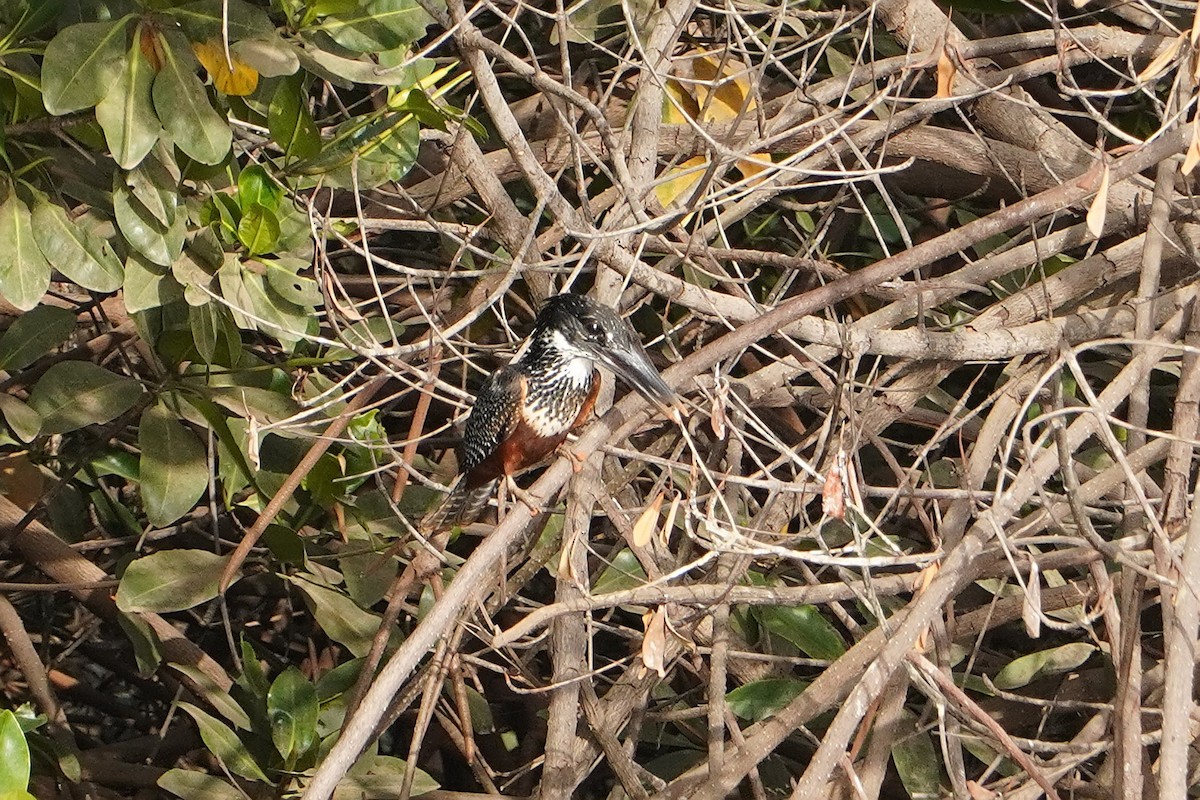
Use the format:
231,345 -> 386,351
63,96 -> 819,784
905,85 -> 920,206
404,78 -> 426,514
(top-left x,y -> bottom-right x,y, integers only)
420,294 -> 678,533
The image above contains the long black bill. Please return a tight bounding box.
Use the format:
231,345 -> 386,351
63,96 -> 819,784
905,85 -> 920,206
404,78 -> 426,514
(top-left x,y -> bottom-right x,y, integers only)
595,343 -> 678,411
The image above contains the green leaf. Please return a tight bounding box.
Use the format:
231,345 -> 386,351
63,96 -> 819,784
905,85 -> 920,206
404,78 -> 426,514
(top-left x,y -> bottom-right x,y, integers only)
237,165 -> 283,212
168,0 -> 275,41
31,200 -> 124,292
285,575 -> 388,658
176,702 -> 269,783
126,156 -> 178,227
237,204 -> 280,256
230,37 -> 300,78
758,604 -> 846,660
123,254 -> 185,314
296,112 -> 418,189
593,547 -> 647,593
262,257 -> 321,306
113,173 -> 185,267
243,269 -> 309,344
294,42 -> 413,87
992,643 -> 1096,690
333,755 -> 439,799
267,667 -> 319,761
726,678 -> 807,722
95,40 -> 160,169
115,611 -> 162,677
891,709 -> 943,799
463,686 -> 494,733
153,40 -> 232,165
318,0 -> 434,52
27,361 -> 142,434
171,662 -> 252,730
0,304 -> 75,371
0,395 -> 42,442
555,0 -> 654,44
268,74 -> 321,159
189,302 -> 242,366
115,549 -> 231,613
158,768 -> 245,800
0,193 -> 51,310
0,709 -> 31,796
138,403 -> 208,526
238,638 -> 270,698
41,19 -> 131,114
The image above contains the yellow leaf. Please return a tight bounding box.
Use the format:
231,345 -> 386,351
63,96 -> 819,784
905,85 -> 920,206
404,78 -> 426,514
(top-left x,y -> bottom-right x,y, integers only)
654,155 -> 708,207
737,153 -> 774,183
1136,34 -> 1183,83
1085,162 -> 1109,237
0,452 -> 44,510
1186,123 -> 1200,176
631,492 -> 665,547
663,79 -> 698,125
640,606 -> 668,678
193,39 -> 259,96
691,53 -> 755,123
661,494 -> 680,547
935,48 -> 956,98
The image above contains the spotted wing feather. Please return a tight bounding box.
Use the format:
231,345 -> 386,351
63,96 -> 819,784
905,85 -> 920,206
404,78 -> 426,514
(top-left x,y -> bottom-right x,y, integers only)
420,367 -> 523,533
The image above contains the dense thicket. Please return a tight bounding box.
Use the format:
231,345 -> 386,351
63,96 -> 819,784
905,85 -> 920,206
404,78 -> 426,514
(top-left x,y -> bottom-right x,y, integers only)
0,0 -> 1197,798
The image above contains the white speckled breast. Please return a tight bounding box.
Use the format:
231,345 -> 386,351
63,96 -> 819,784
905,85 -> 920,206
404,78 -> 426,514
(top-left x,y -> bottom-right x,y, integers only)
522,356 -> 595,437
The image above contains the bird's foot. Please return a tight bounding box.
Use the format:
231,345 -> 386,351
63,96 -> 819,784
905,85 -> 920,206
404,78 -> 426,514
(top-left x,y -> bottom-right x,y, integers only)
556,443 -> 588,474
503,476 -> 542,516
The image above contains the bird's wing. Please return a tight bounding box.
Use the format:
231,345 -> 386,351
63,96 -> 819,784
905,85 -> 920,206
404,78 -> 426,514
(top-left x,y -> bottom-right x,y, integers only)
458,364 -> 525,477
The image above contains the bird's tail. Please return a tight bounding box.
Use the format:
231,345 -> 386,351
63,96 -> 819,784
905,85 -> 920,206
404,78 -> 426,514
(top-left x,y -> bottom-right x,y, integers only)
420,476 -> 497,534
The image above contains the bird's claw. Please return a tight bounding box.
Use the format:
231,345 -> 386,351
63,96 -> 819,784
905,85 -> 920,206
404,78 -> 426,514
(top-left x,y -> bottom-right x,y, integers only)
557,443 -> 588,473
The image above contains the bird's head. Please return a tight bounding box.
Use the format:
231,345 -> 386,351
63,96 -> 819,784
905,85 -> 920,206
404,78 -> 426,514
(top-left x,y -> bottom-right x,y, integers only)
533,294 -> 678,411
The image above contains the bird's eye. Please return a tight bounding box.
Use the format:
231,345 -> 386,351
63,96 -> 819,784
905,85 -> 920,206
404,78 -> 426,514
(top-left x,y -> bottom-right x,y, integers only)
583,320 -> 605,339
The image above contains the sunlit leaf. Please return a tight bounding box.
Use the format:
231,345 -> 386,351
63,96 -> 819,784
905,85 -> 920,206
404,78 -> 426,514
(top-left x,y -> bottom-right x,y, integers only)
28,361 -> 142,434
285,575 -> 389,658
238,165 -> 283,212
654,155 -> 707,208
124,253 -> 185,313
158,768 -> 245,800
155,39 -> 233,165
261,257 -> 321,306
0,710 -> 32,797
593,548 -> 647,594
317,0 -> 434,52
632,492 -> 664,547
95,38 -> 160,168
0,305 -> 75,371
267,667 -> 318,761
168,0 -> 274,41
332,755 -> 440,799
41,18 -> 131,114
992,643 -> 1096,690
115,549 -> 232,612
758,604 -> 846,660
193,39 -> 259,96
237,204 -> 280,255
268,74 -> 321,159
230,37 -> 299,77
113,173 -> 185,267
0,395 -> 42,442
935,47 -> 956,98
138,403 -> 208,526
0,193 -> 51,310
891,709 -> 944,798
176,703 -> 269,782
726,678 -> 807,722
31,200 -> 124,292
